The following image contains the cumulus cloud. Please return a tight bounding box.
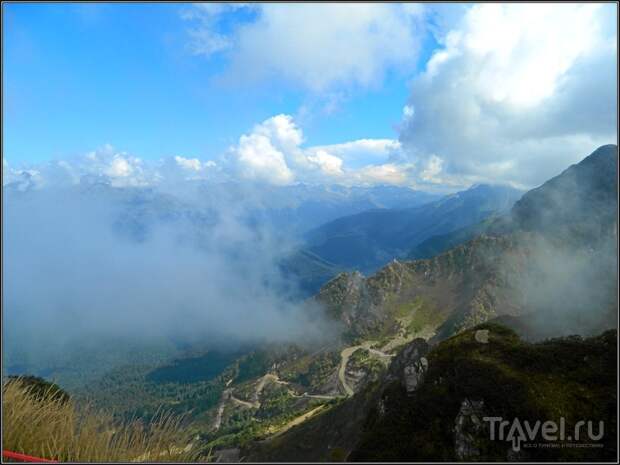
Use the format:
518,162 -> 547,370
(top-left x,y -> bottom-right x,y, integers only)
399,3 -> 618,189
82,144 -> 152,187
234,129 -> 296,185
104,155 -> 133,178
308,139 -> 401,169
177,3 -> 617,190
182,3 -> 426,91
351,163 -> 412,186
2,159 -> 44,190
174,155 -> 203,171
4,133 -> 413,191
226,114 -> 419,187
2,145 -> 224,190
306,150 -> 343,178
225,114 -> 301,185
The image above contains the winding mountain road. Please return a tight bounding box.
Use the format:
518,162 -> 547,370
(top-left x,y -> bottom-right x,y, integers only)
338,341 -> 393,396
212,341 -> 393,431
212,388 -> 232,432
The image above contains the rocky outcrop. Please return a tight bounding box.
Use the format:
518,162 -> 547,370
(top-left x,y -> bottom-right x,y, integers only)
403,357 -> 428,394
350,325 -> 617,462
453,398 -> 486,460
317,232 -> 531,343
316,267 -> 409,339
385,338 -> 429,395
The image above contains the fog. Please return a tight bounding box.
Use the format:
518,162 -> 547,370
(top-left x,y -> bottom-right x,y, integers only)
2,181 -> 340,380
498,145 -> 618,339
508,232 -> 618,339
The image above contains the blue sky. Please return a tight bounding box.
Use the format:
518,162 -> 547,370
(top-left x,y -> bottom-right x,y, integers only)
3,3 -> 433,164
2,3 -> 616,191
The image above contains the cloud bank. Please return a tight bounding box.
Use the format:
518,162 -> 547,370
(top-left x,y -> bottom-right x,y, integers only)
182,3 -> 426,91
3,118 -> 414,191
2,181 -> 339,379
175,3 -> 618,191
399,3 -> 618,189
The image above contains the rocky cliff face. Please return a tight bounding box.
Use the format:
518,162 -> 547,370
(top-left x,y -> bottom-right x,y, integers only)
384,338 -> 429,395
454,398 -> 486,460
315,233 -> 532,344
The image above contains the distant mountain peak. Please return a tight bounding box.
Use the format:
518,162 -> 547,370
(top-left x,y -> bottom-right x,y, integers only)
510,144 -> 618,240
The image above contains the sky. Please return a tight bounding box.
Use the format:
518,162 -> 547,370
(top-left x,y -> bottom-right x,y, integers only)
2,2 -> 618,192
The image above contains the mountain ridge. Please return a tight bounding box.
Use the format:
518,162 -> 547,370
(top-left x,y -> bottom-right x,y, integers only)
241,144 -> 618,461
305,183 -> 524,273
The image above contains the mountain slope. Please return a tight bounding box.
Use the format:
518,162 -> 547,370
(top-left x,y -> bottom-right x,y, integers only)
318,145 -> 618,342
278,250 -> 344,296
244,324 -> 616,462
36,145 -> 617,462
409,144 -> 618,260
349,324 -> 617,461
407,215 -> 502,260
196,182 -> 440,234
239,144 -> 618,462
510,144 -> 618,243
305,184 -> 523,273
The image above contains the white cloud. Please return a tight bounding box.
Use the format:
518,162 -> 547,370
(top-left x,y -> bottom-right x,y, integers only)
104,155 -> 133,178
461,4 -> 600,107
83,146 -> 150,187
351,163 -> 412,186
227,114 -> 302,185
308,139 -> 401,169
307,150 -> 344,177
402,105 -> 415,119
182,3 -> 426,91
2,159 -> 44,190
399,3 -> 618,189
253,114 -> 304,152
180,3 -> 257,56
419,155 -> 444,183
234,131 -> 295,185
5,124 -> 412,190
174,155 -> 203,171
3,145 -> 225,190
227,114 -> 413,186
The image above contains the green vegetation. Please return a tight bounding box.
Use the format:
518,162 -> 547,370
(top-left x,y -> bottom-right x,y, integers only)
146,350 -> 243,384
255,385 -> 298,419
78,363 -> 225,428
348,349 -> 385,382
392,296 -> 445,335
3,336 -> 186,392
236,351 -> 272,384
203,397 -> 331,451
280,351 -> 340,390
350,323 -> 617,461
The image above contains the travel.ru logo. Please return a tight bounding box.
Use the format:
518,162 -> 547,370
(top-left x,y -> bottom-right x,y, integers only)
483,417 -> 604,452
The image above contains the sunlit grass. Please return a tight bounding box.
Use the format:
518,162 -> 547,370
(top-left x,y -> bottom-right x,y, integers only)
2,377 -> 200,462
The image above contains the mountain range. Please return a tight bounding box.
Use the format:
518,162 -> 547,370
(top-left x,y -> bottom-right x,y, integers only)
304,184 -> 523,274
5,144 -> 618,462
242,144 -> 618,461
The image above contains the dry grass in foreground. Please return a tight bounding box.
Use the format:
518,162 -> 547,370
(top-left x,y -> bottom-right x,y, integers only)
2,377 -> 201,462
